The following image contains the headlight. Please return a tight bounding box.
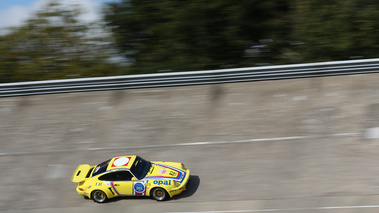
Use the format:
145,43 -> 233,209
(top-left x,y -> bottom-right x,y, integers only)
172,180 -> 180,186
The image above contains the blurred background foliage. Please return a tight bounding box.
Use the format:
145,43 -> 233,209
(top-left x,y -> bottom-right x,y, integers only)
0,1 -> 125,83
2,0 -> 379,83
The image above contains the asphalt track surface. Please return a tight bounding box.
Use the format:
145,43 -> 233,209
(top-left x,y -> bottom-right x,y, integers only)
3,134 -> 379,213
1,74 -> 379,212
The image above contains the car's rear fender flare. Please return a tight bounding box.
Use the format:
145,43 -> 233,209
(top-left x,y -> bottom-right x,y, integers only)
89,187 -> 117,199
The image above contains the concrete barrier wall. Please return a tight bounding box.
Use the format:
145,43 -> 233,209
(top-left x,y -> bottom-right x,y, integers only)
1,73 -> 379,156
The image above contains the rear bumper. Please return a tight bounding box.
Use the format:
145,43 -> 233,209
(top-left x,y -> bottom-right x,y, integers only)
76,186 -> 89,197
169,169 -> 190,197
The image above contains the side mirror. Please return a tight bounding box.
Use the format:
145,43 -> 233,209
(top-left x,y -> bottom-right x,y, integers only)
131,177 -> 138,181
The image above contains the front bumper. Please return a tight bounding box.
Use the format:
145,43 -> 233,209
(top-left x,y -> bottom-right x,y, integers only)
169,169 -> 190,197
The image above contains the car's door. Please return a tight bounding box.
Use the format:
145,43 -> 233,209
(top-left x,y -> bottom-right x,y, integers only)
98,171 -> 134,196
111,171 -> 134,195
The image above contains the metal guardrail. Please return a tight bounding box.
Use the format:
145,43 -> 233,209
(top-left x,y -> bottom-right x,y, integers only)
1,58 -> 379,98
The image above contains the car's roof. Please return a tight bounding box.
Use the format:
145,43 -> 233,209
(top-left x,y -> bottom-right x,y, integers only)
107,156 -> 137,170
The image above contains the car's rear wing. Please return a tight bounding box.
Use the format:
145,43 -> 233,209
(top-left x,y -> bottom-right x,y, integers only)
71,164 -> 93,183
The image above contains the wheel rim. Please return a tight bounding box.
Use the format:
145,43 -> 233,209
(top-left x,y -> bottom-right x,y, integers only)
154,188 -> 166,200
93,191 -> 106,202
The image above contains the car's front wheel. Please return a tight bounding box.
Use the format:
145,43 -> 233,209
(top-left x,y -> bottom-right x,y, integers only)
91,190 -> 108,203
151,187 -> 168,201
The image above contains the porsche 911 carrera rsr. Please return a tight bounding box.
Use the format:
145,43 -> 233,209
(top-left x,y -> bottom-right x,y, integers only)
71,155 -> 190,202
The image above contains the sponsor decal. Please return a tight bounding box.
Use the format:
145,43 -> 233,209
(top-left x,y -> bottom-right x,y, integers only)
145,163 -> 186,183
94,166 -> 100,173
112,157 -> 131,167
159,169 -> 167,174
153,180 -> 171,185
133,181 -> 147,196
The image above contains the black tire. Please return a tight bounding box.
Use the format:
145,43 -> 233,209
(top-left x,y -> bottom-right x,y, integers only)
91,190 -> 108,203
151,187 -> 168,201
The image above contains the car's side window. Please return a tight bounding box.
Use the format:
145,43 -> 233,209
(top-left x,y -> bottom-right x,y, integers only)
98,172 -> 116,181
98,171 -> 133,181
114,171 -> 133,181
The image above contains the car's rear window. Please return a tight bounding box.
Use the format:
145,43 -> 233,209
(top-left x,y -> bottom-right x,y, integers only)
86,167 -> 94,178
92,159 -> 110,176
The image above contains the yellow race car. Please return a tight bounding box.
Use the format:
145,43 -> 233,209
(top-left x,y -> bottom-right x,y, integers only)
71,155 -> 190,202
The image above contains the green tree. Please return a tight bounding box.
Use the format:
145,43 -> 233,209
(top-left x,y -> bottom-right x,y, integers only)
291,0 -> 379,62
104,0 -> 292,73
0,1 -> 125,83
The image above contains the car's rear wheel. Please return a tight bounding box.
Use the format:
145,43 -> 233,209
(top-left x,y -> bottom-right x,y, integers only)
151,187 -> 168,201
91,190 -> 107,203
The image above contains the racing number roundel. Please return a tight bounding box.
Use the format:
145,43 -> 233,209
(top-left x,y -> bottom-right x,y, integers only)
112,157 -> 131,167
134,182 -> 145,193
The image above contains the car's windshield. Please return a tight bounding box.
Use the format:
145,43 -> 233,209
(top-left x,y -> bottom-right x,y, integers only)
92,159 -> 110,176
130,156 -> 151,180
